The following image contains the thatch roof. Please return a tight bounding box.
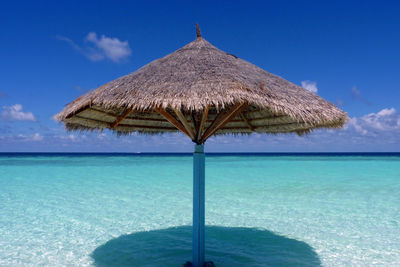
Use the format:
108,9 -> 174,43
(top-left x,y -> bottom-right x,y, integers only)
55,25 -> 348,144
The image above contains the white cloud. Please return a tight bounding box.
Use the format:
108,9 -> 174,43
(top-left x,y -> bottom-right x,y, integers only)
1,104 -> 36,121
97,133 -> 107,140
31,133 -> 44,141
58,134 -> 78,142
377,108 -> 396,117
12,133 -> 43,142
346,119 -> 368,135
301,80 -> 318,94
347,108 -> 400,135
85,32 -> 131,62
58,33 -> 131,63
68,134 -> 76,141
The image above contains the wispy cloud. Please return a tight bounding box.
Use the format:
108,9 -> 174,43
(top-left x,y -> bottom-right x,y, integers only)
57,32 -> 131,63
56,35 -> 82,51
336,99 -> 344,107
301,80 -> 318,94
1,104 -> 36,121
60,134 -> 85,142
0,91 -> 8,99
351,86 -> 372,106
0,133 -> 44,142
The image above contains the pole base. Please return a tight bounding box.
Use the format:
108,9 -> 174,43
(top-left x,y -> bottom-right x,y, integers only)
184,261 -> 215,267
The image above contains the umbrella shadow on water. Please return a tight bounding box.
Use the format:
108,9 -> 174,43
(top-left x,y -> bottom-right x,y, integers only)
91,226 -> 321,267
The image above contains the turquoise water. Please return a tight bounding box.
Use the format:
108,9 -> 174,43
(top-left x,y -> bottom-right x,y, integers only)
0,154 -> 399,266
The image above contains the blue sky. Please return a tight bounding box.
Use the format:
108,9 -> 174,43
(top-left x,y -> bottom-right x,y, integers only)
1,0 -> 399,152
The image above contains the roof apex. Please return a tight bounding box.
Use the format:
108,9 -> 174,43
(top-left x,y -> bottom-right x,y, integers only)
195,23 -> 202,38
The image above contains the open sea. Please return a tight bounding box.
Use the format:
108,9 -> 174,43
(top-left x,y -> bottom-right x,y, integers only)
0,153 -> 399,266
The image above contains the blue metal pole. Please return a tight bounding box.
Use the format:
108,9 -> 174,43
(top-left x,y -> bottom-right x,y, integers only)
193,144 -> 205,267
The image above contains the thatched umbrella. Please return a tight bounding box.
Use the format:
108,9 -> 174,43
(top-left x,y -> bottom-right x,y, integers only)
55,25 -> 348,266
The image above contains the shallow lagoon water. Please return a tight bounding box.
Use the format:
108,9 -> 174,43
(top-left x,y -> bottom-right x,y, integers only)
0,153 -> 399,266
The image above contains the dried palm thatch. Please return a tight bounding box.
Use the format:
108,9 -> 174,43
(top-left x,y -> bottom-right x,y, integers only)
55,25 -> 348,144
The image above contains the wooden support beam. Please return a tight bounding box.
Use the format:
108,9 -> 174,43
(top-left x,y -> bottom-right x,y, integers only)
248,115 -> 286,121
65,103 -> 91,119
91,105 -> 285,125
174,108 -> 195,140
197,105 -> 209,142
125,116 -> 169,122
74,115 -> 177,130
90,106 -> 155,118
240,112 -> 255,131
201,103 -> 247,142
116,124 -> 176,130
75,114 -> 306,132
154,107 -> 192,139
110,108 -> 133,129
191,113 -> 200,141
191,113 -> 198,132
81,107 -> 178,123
